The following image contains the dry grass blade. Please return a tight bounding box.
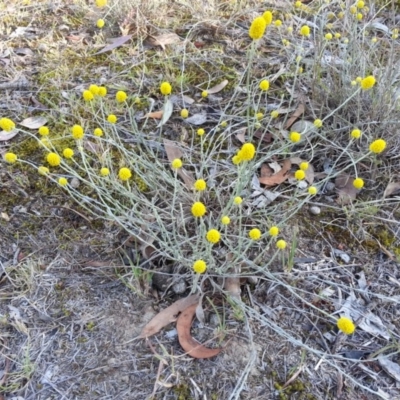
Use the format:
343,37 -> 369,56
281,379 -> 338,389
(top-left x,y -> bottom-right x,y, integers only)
137,294 -> 201,338
176,303 -> 222,359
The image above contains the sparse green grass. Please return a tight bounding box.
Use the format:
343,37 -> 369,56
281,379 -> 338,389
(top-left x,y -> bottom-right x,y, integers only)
1,0 -> 400,399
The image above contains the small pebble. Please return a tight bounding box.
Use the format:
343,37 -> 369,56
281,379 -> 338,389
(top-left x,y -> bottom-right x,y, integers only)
172,279 -> 186,294
309,206 -> 321,215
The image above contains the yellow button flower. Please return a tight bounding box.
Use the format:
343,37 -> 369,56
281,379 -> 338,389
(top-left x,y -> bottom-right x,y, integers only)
300,25 -> 310,37
160,82 -> 172,95
353,178 -> 364,189
100,167 -> 110,176
290,132 -> 301,143
240,143 -> 256,161
58,177 -> 68,187
221,216 -> 230,225
94,128 -> 103,137
360,75 -> 376,90
98,86 -> 107,97
0,118 -> 16,132
233,196 -> 243,205
46,152 -> 61,167
337,316 -> 355,334
369,139 -> 386,153
119,167 -> 132,181
262,11 -> 273,25
63,148 -> 74,159
38,166 -> 49,175
89,85 -> 100,95
71,125 -> 84,139
194,179 -> 206,191
259,80 -> 270,91
206,229 -> 221,244
197,128 -> 205,136
116,91 -> 127,102
269,226 -> 279,236
96,19 -> 105,28
171,159 -> 182,169
83,90 -> 94,101
180,108 -> 189,118
351,129 -> 361,139
4,152 -> 17,163
38,126 -> 49,136
249,228 -> 261,240
308,186 -> 318,195
107,114 -> 117,124
191,202 -> 206,217
249,16 -> 267,40
313,119 -> 323,128
193,260 -> 207,274
276,239 -> 287,250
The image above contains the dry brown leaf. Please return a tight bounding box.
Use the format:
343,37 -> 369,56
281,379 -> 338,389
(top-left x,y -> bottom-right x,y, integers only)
0,130 -> 19,141
285,103 -> 306,129
163,139 -> 195,188
254,129 -> 273,144
176,304 -> 222,359
383,182 -> 400,198
260,163 -> 273,178
235,128 -> 246,143
146,33 -> 181,50
95,35 -> 132,55
137,294 -> 201,338
19,116 -> 47,129
335,174 -> 358,205
207,80 -> 229,94
259,159 -> 291,186
224,277 -> 241,300
144,110 -> 163,119
290,157 -> 315,184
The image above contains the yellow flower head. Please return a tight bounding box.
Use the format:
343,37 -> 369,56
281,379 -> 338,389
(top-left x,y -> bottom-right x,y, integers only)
256,112 -> 264,120
335,32 -> 341,39
325,33 -> 333,40
234,196 -> 243,205
194,179 -> 207,191
119,167 -> 132,181
350,5 -> 357,13
201,90 -> 208,98
351,129 -> 361,139
276,239 -> 287,250
0,118 -> 16,132
271,110 -> 279,119
337,316 -> 355,334
269,226 -> 279,236
300,25 -> 310,36
259,80 -> 270,91
71,125 -> 84,139
295,170 -> 305,180
83,90 -> 94,101
98,86 -> 107,96
38,166 -> 49,176
89,85 -> 100,95
290,131 -> 301,142
4,152 -> 17,164
313,119 -> 323,128
63,148 -> 74,159
360,75 -> 376,90
220,121 -> 228,127
357,0 -> 365,7
262,11 -> 273,25
369,138 -> 386,153
116,91 -> 127,102
46,152 -> 61,167
206,229 -> 221,244
356,13 -> 363,20
94,128 -> 103,137
356,76 -> 362,83
300,162 -> 309,171
171,159 -> 182,169
249,16 -> 267,40
221,216 -> 230,225
96,0 -> 107,7
193,260 -> 207,274
58,177 -> 68,187
232,155 -> 241,165
100,167 -> 110,176
274,20 -> 282,27
107,114 -> 117,124
96,19 -> 105,28
160,82 -> 172,95
191,202 -> 206,217
180,108 -> 189,118
353,177 -> 364,189
240,143 -> 256,161
295,1 -> 302,7
38,126 -> 49,136
308,186 -> 318,195
249,228 -> 261,240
